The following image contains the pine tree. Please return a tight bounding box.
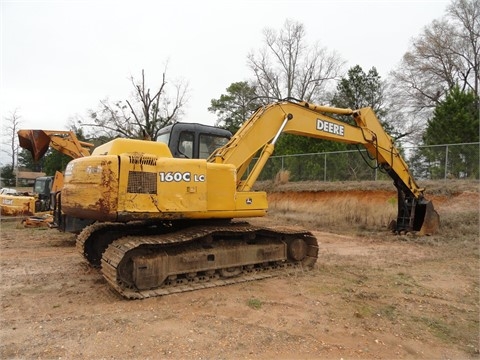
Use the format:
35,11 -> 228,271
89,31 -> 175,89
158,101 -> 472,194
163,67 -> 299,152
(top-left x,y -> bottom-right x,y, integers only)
420,85 -> 479,178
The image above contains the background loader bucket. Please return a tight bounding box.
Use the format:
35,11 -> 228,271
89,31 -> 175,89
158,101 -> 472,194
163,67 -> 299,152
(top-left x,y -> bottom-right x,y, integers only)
18,130 -> 51,161
414,200 -> 440,235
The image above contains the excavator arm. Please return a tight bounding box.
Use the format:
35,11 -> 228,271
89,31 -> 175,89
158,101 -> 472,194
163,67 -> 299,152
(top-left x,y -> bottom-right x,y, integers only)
18,130 -> 93,161
209,99 -> 439,234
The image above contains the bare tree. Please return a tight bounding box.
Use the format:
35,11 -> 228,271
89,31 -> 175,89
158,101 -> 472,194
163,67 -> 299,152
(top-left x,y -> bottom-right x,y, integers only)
447,0 -> 480,97
390,0 -> 479,121
2,109 -> 22,168
248,19 -> 344,103
84,68 -> 189,141
383,84 -> 427,145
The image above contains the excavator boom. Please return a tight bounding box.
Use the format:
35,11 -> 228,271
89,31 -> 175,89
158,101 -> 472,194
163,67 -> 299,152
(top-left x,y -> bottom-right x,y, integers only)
209,99 -> 439,234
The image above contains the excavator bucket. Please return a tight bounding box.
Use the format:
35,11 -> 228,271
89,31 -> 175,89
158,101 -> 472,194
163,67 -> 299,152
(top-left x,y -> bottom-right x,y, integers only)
415,200 -> 440,235
18,130 -> 52,161
394,187 -> 440,235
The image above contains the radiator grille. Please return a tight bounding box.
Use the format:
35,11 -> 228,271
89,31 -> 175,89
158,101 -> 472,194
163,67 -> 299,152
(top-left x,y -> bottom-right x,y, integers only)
127,171 -> 157,194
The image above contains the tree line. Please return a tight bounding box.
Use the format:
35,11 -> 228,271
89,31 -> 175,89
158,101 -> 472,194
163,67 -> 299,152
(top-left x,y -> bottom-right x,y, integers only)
2,0 -> 478,185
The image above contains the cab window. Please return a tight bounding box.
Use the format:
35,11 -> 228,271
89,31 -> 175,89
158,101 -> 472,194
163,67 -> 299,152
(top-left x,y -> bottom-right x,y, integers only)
199,134 -> 229,159
156,132 -> 170,145
178,132 -> 194,158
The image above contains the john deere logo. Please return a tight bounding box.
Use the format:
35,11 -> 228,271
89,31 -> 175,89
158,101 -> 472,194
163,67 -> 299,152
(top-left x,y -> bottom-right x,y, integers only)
316,119 -> 345,136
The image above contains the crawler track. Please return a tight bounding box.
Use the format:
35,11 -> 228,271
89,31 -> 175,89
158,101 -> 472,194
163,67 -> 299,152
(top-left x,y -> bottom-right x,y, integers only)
77,222 -> 128,266
96,223 -> 318,299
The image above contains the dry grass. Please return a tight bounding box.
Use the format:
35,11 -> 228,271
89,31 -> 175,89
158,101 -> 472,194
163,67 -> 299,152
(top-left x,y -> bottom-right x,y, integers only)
274,170 -> 290,185
255,179 -> 480,195
268,192 -> 397,232
261,179 -> 479,236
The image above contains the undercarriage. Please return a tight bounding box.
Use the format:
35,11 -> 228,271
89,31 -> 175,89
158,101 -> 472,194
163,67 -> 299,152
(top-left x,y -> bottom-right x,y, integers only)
77,221 -> 319,299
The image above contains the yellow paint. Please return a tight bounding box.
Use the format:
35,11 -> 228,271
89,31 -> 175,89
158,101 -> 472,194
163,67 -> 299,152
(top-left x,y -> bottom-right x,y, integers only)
0,194 -> 36,216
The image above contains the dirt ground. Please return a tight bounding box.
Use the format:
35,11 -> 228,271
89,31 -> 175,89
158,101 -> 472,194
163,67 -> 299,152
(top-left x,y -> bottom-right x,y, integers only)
0,183 -> 479,359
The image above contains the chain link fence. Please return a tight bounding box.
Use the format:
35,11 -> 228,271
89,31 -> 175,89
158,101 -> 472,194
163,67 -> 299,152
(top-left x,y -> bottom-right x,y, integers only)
250,142 -> 480,182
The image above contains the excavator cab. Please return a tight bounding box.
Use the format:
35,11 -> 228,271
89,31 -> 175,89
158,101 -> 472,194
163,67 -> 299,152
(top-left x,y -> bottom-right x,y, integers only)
156,123 -> 232,159
32,176 -> 54,212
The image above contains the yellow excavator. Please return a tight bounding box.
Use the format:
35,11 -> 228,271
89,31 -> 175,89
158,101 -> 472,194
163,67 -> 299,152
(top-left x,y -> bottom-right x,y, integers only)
29,99 -> 440,299
2,130 -> 94,222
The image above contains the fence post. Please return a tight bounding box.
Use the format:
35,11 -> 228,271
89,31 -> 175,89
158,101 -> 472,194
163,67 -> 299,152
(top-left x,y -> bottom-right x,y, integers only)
324,153 -> 327,181
444,145 -> 449,180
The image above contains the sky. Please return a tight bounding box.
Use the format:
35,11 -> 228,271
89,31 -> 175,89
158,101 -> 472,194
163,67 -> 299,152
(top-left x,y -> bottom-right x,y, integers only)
1,0 -> 450,165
